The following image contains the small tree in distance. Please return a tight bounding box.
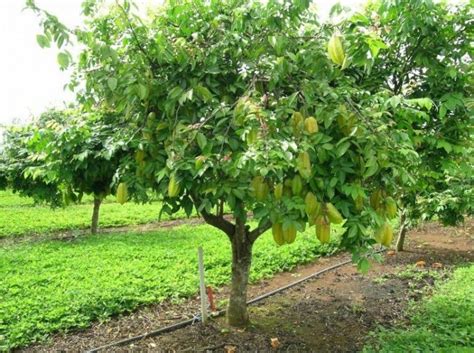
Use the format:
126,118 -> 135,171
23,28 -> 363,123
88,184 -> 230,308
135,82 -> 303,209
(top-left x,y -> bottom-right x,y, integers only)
1,109 -> 129,234
24,109 -> 130,234
0,121 -> 63,206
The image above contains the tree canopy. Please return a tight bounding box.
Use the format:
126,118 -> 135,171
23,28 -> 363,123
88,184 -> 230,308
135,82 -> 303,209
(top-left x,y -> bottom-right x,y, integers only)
341,0 -> 473,248
23,0 -> 473,326
1,109 -> 130,233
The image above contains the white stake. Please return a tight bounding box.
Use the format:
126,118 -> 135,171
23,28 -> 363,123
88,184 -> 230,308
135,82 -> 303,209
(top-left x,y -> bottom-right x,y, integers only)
198,246 -> 208,324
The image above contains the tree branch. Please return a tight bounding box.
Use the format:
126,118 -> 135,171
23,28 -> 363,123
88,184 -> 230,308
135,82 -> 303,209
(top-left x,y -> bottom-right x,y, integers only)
200,209 -> 235,239
190,194 -> 235,238
248,219 -> 272,243
393,35 -> 427,94
115,1 -> 158,73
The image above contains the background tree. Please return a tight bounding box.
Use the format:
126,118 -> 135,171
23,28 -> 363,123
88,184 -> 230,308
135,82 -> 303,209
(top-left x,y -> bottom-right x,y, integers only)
341,0 -> 473,250
24,109 -> 130,234
1,109 -> 129,234
0,152 -> 8,191
0,120 -> 63,205
28,0 -> 447,327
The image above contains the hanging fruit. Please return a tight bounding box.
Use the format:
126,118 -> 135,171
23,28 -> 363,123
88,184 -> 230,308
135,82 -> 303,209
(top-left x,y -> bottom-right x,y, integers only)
297,151 -> 312,179
315,215 -> 331,244
326,203 -> 344,224
328,33 -> 345,66
116,183 -> 128,205
168,175 -> 180,197
272,223 -> 285,245
304,116 -> 318,134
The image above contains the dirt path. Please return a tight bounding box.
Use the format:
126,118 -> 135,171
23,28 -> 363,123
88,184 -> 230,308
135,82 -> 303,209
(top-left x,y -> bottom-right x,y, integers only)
20,221 -> 473,352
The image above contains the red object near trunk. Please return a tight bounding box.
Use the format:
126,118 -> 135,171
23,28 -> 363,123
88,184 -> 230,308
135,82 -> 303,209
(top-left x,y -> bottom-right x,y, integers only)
206,286 -> 216,312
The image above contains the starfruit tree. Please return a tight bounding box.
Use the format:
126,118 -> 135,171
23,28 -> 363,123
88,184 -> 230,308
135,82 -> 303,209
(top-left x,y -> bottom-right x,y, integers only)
0,118 -> 63,207
23,109 -> 131,234
28,0 -> 419,326
1,109 -> 130,234
341,0 -> 473,250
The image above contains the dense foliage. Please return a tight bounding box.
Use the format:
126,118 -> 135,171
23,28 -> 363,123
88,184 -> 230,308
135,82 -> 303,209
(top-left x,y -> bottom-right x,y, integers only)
341,0 -> 473,248
0,116 -> 62,205
24,0 -> 473,325
1,110 -> 131,233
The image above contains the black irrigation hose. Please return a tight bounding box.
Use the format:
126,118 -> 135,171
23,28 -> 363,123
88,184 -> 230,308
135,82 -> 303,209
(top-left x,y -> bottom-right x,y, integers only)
87,250 -> 385,352
246,257 -> 353,305
86,318 -> 196,352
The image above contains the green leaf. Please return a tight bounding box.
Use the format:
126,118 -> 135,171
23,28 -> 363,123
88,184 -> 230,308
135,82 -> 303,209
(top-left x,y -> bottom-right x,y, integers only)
366,37 -> 388,59
107,77 -> 118,91
357,258 -> 370,274
407,98 -> 433,111
363,163 -> 378,179
336,141 -> 351,158
387,95 -> 401,108
137,84 -> 148,100
196,132 -> 207,151
439,104 -> 447,119
178,89 -> 193,105
232,189 -> 245,200
195,85 -> 213,102
36,34 -> 50,48
57,52 -> 69,69
437,140 -> 452,153
168,86 -> 184,100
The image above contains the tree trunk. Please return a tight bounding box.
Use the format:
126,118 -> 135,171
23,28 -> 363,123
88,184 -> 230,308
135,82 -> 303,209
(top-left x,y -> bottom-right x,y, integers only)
91,197 -> 102,234
396,211 -> 407,252
227,219 -> 253,327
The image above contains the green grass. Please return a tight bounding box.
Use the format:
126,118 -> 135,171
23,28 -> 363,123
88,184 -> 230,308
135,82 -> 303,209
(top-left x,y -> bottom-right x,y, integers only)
364,264 -> 474,352
0,190 -> 188,238
0,222 -> 341,350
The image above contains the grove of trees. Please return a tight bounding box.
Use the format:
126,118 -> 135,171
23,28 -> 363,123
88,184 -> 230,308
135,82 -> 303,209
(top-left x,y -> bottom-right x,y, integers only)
1,0 -> 470,327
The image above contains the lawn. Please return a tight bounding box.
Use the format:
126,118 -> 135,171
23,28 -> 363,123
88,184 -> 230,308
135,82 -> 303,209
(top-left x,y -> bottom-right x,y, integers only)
364,264 -> 474,352
0,222 -> 341,350
0,190 -> 189,238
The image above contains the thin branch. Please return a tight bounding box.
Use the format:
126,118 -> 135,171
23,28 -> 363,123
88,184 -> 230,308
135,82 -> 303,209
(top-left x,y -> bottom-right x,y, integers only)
248,219 -> 271,243
115,0 -> 158,73
394,35 -> 427,94
190,194 -> 235,238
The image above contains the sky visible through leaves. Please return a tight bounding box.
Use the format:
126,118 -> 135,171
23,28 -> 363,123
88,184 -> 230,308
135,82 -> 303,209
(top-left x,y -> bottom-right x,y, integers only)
0,0 -> 465,127
0,0 -> 368,128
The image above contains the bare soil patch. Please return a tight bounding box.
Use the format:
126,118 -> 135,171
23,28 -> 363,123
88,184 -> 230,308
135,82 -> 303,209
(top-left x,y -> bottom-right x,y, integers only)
20,220 -> 473,352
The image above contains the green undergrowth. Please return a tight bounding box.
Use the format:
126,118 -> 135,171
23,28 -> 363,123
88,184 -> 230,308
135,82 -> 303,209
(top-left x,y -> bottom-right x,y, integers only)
0,222 -> 341,350
0,190 -> 189,238
364,264 -> 474,352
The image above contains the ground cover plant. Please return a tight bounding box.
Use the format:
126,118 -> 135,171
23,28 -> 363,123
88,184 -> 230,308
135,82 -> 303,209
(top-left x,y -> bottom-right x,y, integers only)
0,222 -> 340,350
364,264 -> 474,352
0,190 -> 186,238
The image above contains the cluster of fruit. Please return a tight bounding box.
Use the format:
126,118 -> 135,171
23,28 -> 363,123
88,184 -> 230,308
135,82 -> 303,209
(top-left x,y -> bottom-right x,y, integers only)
371,189 -> 397,246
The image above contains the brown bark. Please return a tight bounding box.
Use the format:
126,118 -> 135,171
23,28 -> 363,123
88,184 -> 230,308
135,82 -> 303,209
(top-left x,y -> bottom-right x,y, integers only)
200,209 -> 235,239
91,197 -> 102,234
396,211 -> 407,252
227,217 -> 253,327
191,194 -> 269,327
